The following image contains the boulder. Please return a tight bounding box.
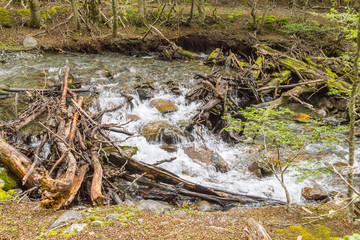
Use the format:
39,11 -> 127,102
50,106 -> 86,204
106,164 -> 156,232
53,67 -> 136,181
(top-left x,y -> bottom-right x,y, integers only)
248,158 -> 280,178
49,211 -> 83,229
126,113 -> 140,121
150,99 -> 178,113
193,200 -> 212,212
63,223 -> 87,234
291,112 -> 310,122
160,145 -> 178,153
136,87 -> 154,100
184,145 -> 229,173
136,199 -> 172,214
142,121 -> 184,144
301,187 -> 328,201
23,36 -> 38,49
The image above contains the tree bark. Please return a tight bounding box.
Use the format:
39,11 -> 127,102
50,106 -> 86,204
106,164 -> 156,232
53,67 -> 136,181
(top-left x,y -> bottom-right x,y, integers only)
137,0 -> 146,26
347,9 -> 360,222
0,140 -> 36,188
187,0 -> 195,24
112,0 -> 118,37
28,0 -> 42,28
196,0 -> 205,23
71,0 -> 81,30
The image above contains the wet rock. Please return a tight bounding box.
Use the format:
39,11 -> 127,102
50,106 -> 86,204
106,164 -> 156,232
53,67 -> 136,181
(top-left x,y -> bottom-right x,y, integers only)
317,97 -> 333,110
291,112 -> 310,122
315,109 -> 327,118
23,36 -> 38,49
301,187 -> 328,201
142,121 -> 184,144
136,199 -> 172,214
120,146 -> 138,158
63,223 -> 87,234
150,98 -> 178,113
248,158 -> 280,178
330,97 -> 347,111
137,87 -> 154,100
0,167 -> 18,191
49,211 -> 83,229
184,145 -> 229,173
160,145 -> 178,153
126,113 -> 140,121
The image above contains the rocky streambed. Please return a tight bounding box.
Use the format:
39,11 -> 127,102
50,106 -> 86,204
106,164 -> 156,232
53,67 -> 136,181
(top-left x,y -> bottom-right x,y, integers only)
0,51 -> 354,207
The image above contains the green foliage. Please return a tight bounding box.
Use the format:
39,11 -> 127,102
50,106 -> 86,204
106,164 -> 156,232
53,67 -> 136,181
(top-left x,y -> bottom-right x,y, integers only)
280,22 -> 335,34
225,107 -> 344,149
0,7 -> 12,28
341,233 -> 360,240
326,8 -> 358,42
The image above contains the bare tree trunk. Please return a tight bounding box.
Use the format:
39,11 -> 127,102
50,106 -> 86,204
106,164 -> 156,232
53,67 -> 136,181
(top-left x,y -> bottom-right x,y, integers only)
89,0 -> 100,23
71,0 -> 81,30
196,0 -> 205,23
187,0 -> 195,24
28,0 -> 42,28
258,0 -> 268,34
112,0 -> 117,37
137,0 -> 146,26
251,0 -> 257,30
347,10 -> 360,222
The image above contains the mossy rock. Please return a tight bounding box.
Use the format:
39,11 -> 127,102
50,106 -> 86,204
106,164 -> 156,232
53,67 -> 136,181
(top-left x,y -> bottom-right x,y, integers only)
0,7 -> 13,28
276,224 -> 338,240
119,146 -> 138,157
0,188 -> 13,202
0,167 -> 18,191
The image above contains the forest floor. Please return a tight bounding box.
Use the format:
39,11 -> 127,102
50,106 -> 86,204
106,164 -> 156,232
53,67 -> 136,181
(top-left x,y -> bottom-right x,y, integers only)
0,0 -> 358,239
0,199 -> 355,240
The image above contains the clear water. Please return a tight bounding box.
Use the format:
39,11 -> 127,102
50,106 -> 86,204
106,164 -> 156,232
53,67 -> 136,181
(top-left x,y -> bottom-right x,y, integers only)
0,52 -> 353,204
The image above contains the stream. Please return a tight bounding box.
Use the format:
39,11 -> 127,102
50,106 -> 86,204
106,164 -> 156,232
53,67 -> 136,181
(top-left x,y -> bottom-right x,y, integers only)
0,52 -> 355,204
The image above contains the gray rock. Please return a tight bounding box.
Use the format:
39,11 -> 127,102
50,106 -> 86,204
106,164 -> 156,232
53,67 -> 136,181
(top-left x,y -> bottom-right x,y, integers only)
23,36 -> 38,49
91,220 -> 103,227
105,214 -> 120,220
136,199 -> 172,214
49,211 -> 83,229
63,223 -> 87,234
0,179 -> 4,189
195,200 -> 212,212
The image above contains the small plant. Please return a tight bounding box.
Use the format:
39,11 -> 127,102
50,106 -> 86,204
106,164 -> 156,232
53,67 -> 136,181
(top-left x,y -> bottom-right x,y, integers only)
225,107 -> 346,209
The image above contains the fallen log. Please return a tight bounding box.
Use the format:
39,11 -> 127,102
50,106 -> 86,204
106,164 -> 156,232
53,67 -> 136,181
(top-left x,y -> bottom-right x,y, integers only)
245,218 -> 272,240
109,153 -> 284,205
0,140 -> 37,188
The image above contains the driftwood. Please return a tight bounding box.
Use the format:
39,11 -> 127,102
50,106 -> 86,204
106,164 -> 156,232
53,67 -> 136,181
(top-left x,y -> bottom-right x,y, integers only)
0,140 -> 37,188
109,153 -> 284,205
244,218 -> 272,240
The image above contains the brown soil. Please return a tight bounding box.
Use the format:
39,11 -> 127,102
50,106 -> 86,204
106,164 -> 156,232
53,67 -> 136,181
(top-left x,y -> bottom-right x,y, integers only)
0,0 -> 340,55
0,199 -> 355,240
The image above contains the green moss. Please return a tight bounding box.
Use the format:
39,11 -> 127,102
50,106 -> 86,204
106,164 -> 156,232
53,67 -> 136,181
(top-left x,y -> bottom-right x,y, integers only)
62,232 -> 76,238
16,9 -> 30,16
0,189 -> 12,202
41,5 -> 69,21
276,224 -> 339,240
0,7 -> 12,28
0,168 -> 18,191
47,229 -> 59,237
177,49 -> 200,58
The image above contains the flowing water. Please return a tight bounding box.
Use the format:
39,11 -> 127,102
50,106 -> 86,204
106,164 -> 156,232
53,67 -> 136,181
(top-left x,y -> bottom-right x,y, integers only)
0,52 -> 355,204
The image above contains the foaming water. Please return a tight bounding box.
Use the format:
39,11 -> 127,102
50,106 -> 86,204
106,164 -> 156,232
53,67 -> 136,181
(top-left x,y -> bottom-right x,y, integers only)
0,53 -> 352,204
